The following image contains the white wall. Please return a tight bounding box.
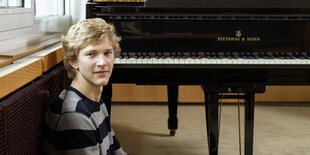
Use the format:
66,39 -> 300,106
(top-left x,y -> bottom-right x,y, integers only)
68,0 -> 87,24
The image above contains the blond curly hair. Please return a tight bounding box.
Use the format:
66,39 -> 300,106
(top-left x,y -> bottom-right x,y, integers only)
62,18 -> 121,79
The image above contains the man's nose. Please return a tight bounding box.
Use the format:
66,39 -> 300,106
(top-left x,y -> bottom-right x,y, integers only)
97,54 -> 107,66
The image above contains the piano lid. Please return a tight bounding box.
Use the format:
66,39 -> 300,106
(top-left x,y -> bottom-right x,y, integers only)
145,0 -> 310,9
89,0 -> 310,9
93,0 -> 147,2
87,0 -> 310,14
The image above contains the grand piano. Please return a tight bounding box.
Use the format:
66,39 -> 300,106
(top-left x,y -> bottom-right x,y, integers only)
87,0 -> 310,154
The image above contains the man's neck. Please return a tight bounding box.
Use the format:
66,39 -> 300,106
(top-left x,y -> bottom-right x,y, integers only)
71,78 -> 103,102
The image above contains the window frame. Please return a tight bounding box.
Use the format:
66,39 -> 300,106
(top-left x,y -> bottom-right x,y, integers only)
0,0 -> 70,43
0,0 -> 24,8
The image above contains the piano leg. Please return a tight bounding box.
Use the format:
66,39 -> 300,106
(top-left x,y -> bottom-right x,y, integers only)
102,82 -> 112,116
204,92 -> 210,151
244,93 -> 255,155
202,84 -> 264,155
167,85 -> 178,136
204,92 -> 219,155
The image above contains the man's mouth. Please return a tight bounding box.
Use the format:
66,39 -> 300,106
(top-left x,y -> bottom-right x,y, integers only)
94,71 -> 108,76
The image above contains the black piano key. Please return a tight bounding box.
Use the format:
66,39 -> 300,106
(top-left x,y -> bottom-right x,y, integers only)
197,52 -> 205,57
163,52 -> 171,58
181,52 -> 190,58
205,52 -> 211,58
239,52 -> 248,59
211,52 -> 218,58
135,52 -> 142,58
190,52 -> 197,59
141,52 -> 147,59
148,52 -> 156,58
121,52 -> 128,57
258,52 -> 267,58
121,52 -> 129,59
224,52 -> 233,59
232,52 -> 239,59
128,52 -> 136,58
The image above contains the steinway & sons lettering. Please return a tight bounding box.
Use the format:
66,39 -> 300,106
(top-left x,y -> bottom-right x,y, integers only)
217,37 -> 260,42
217,30 -> 261,42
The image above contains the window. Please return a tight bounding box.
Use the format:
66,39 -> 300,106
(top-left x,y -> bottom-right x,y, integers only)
0,0 -> 23,8
35,0 -> 64,17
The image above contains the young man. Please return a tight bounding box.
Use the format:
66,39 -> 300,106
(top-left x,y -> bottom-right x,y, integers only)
43,18 -> 127,155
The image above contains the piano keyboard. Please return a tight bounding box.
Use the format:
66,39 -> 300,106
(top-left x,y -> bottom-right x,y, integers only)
115,58 -> 310,65
115,52 -> 310,65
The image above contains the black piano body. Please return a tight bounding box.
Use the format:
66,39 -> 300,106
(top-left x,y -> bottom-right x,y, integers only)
87,0 -> 310,154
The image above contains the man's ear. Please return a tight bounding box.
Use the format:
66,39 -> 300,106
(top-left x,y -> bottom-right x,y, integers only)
68,58 -> 79,70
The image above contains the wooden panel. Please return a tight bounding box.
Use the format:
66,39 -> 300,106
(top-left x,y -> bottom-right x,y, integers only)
112,84 -> 167,102
0,57 -> 12,68
0,58 -> 42,98
256,86 -> 310,102
36,45 -> 63,72
111,84 -> 310,103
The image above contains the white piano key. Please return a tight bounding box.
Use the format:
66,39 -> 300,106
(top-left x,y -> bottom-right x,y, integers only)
131,59 -> 137,64
201,59 -> 207,64
211,59 -> 217,64
189,59 -> 196,64
301,59 -> 307,64
283,60 -> 290,64
173,59 -> 180,64
296,59 -> 303,64
258,60 -> 265,64
142,59 -> 148,64
237,59 -> 245,64
226,59 -> 234,64
263,59 -> 270,64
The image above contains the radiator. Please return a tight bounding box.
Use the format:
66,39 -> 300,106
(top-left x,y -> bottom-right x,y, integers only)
0,63 -> 70,155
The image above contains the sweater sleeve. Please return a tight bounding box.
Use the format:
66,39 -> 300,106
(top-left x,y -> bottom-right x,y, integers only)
55,112 -> 100,155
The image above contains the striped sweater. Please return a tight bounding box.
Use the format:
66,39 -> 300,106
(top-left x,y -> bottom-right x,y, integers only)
43,86 -> 127,155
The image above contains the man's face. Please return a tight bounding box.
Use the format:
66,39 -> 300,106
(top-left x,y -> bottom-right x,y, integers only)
72,37 -> 114,87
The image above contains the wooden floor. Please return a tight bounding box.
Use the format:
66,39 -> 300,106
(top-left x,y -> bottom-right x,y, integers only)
111,103 -> 310,155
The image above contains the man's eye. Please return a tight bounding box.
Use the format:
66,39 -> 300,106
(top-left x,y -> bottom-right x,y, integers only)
105,51 -> 113,55
86,53 -> 94,56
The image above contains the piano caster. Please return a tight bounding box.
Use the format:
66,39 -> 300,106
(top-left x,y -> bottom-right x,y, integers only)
170,130 -> 176,136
